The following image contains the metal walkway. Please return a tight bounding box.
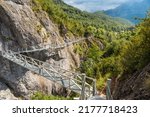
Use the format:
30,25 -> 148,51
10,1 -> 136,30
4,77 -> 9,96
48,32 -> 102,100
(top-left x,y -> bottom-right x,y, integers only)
13,38 -> 87,54
0,49 -> 96,99
0,37 -> 111,100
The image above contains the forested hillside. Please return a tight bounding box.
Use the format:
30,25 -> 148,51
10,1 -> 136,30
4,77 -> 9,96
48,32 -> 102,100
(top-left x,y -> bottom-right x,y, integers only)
32,0 -> 150,97
33,0 -> 132,37
32,0 -> 133,90
113,16 -> 150,99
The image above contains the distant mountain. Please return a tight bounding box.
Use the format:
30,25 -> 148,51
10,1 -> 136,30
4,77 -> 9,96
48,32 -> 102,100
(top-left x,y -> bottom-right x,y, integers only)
54,0 -> 133,30
105,0 -> 150,23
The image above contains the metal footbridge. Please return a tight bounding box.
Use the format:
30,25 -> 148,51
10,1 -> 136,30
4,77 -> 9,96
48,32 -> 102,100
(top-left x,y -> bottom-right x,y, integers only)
0,37 -> 112,100
0,37 -> 99,100
0,50 -> 97,99
13,38 -> 87,54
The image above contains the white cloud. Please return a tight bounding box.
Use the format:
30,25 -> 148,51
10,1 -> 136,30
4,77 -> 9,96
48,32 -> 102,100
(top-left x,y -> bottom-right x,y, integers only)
63,0 -> 144,12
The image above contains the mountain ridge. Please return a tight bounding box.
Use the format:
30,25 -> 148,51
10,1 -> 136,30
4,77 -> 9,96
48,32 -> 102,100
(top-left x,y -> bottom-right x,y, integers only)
105,0 -> 150,23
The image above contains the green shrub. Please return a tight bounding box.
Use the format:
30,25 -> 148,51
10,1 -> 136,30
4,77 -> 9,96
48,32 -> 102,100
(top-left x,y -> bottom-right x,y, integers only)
31,92 -> 73,100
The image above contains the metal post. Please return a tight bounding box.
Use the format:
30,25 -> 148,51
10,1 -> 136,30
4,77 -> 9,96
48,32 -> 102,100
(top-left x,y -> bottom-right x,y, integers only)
106,79 -> 112,100
93,79 -> 97,96
88,86 -> 91,98
80,74 -> 86,100
69,79 -> 71,89
39,67 -> 43,76
24,57 -> 27,67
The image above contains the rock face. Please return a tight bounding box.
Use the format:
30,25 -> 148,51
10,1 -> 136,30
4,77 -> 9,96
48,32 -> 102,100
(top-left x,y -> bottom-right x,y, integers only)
113,63 -> 150,100
0,0 -> 80,99
0,81 -> 17,99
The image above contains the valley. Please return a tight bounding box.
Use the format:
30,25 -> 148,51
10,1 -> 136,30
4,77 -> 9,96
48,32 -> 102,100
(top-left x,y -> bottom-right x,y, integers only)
0,0 -> 150,100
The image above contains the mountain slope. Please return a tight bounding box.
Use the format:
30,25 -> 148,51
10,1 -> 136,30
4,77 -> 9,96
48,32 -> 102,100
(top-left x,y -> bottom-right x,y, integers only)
0,0 -> 78,99
113,63 -> 150,99
34,0 -> 132,37
105,0 -> 150,23
113,15 -> 150,99
55,0 -> 133,28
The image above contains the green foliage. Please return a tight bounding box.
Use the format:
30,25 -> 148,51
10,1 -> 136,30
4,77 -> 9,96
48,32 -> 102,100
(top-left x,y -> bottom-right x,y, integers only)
86,26 -> 97,36
33,0 -> 131,37
32,0 -> 150,92
96,77 -> 106,90
80,30 -> 133,90
31,92 -> 73,100
73,44 -> 83,55
121,17 -> 150,73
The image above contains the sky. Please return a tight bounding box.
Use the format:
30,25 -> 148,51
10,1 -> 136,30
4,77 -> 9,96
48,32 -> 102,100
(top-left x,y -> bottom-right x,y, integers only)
63,0 -> 144,12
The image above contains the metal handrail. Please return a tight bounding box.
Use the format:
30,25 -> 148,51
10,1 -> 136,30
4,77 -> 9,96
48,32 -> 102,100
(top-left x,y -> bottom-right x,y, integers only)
13,38 -> 87,54
0,49 -> 95,99
106,79 -> 113,100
